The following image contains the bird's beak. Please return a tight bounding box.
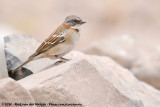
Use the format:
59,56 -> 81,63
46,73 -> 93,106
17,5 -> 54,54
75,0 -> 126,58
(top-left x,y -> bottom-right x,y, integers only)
80,21 -> 86,24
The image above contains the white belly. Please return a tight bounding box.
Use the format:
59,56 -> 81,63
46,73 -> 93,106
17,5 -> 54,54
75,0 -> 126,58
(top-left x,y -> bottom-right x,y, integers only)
58,32 -> 80,56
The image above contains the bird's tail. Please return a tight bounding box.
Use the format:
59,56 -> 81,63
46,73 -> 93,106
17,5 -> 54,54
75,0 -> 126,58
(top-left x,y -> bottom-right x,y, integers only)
12,58 -> 33,73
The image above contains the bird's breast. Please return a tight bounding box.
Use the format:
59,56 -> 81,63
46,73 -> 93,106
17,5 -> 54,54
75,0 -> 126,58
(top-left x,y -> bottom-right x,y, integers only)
65,28 -> 80,44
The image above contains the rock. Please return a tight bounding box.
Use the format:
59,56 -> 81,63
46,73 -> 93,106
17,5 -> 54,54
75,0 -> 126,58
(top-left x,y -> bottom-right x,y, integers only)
18,51 -> 160,107
0,25 -> 16,79
5,49 -> 22,72
3,34 -> 160,106
5,47 -> 33,80
82,35 -> 160,90
4,34 -> 55,80
0,78 -> 35,107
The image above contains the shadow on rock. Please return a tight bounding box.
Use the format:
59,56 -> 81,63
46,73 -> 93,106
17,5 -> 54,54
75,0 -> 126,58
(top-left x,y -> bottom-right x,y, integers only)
8,67 -> 33,80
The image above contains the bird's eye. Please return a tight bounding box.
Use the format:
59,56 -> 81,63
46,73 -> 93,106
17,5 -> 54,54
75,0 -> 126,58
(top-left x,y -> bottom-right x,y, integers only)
73,20 -> 80,23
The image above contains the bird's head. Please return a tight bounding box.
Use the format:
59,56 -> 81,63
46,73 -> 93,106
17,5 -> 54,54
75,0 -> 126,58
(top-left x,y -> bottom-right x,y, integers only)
64,15 -> 86,28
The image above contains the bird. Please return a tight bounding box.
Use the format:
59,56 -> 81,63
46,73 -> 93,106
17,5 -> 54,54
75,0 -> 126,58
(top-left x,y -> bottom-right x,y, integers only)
12,15 -> 86,73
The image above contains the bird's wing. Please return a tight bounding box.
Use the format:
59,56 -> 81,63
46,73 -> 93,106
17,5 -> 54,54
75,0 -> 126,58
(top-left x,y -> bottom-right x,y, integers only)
29,26 -> 68,58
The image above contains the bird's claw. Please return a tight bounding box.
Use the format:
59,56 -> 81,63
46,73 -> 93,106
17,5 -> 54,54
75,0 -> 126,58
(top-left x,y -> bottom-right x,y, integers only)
60,57 -> 70,62
55,57 -> 70,65
55,60 -> 64,65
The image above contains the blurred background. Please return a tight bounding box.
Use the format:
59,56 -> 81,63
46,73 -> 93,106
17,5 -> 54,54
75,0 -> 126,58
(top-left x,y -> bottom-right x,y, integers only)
1,0 -> 160,89
1,0 -> 160,49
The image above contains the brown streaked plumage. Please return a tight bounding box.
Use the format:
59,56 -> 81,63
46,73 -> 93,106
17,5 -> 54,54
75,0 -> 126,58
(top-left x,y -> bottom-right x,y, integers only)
36,24 -> 69,53
12,15 -> 86,73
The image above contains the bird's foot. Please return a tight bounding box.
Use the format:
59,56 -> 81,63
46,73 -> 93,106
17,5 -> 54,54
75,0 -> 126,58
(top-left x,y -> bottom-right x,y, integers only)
55,57 -> 70,65
60,57 -> 70,62
55,60 -> 64,65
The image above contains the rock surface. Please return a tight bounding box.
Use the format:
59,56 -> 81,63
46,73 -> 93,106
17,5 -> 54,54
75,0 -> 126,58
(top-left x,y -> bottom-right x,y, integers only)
0,25 -> 16,79
2,34 -> 160,107
4,34 -> 54,73
0,78 -> 35,107
83,35 -> 160,90
5,49 -> 22,72
17,51 -> 160,107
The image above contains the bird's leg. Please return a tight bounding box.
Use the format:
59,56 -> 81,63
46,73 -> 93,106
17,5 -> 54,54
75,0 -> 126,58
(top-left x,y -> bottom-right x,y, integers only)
60,57 -> 70,62
55,55 -> 63,65
55,60 -> 64,65
55,55 -> 70,65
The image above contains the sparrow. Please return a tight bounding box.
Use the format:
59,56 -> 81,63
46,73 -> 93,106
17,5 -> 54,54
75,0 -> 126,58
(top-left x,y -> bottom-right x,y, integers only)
12,15 -> 86,73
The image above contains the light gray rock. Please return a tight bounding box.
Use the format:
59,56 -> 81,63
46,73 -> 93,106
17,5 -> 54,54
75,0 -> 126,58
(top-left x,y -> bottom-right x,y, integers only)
4,34 -> 56,73
5,49 -> 22,71
83,35 -> 160,90
4,34 -> 55,80
18,51 -> 160,107
4,34 -> 40,72
0,25 -> 14,79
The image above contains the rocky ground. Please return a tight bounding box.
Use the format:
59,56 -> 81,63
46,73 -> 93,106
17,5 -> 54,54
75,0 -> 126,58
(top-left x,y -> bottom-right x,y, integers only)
83,34 -> 160,90
0,34 -> 160,107
1,51 -> 160,107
